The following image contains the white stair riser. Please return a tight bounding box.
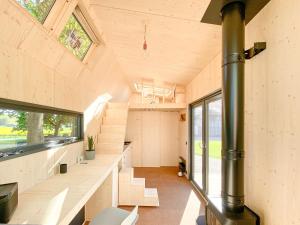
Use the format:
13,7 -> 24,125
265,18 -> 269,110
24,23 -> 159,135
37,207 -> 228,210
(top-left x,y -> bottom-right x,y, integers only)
105,116 -> 127,121
118,168 -> 159,207
131,178 -> 145,186
96,143 -> 123,153
97,149 -> 123,154
108,103 -> 128,109
143,188 -> 159,206
99,133 -> 125,139
101,126 -> 126,133
142,197 -> 160,207
97,146 -> 123,152
119,183 -> 132,203
97,101 -> 128,154
99,136 -> 124,143
106,109 -> 128,117
103,118 -> 127,125
119,168 -> 134,181
130,188 -> 145,201
119,180 -> 145,190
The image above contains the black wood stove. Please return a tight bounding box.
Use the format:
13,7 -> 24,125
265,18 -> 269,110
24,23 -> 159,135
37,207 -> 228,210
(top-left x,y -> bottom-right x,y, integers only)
197,0 -> 270,224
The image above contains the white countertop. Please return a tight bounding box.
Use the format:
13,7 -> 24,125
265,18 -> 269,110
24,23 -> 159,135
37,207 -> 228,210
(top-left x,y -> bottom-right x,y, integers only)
9,154 -> 122,225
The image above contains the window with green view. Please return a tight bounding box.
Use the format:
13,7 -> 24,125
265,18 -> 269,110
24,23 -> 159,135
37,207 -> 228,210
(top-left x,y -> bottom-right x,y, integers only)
0,99 -> 83,161
15,0 -> 56,24
59,14 -> 93,60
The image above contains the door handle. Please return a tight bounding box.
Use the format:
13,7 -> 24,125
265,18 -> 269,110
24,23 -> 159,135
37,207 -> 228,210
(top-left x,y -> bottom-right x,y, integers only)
202,144 -> 206,153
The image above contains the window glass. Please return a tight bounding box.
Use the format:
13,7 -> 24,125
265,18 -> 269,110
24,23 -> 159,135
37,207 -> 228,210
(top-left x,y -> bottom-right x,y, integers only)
15,0 -> 56,24
59,14 -> 92,60
0,106 -> 81,158
192,104 -> 203,188
190,92 -> 222,197
207,99 -> 222,197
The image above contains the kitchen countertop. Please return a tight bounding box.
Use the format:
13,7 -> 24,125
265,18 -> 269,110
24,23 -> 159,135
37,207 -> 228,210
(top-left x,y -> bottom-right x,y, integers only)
9,154 -> 122,225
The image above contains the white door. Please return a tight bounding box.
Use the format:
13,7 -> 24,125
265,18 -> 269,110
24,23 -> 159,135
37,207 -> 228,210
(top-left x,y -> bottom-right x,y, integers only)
141,111 -> 161,167
160,112 -> 179,166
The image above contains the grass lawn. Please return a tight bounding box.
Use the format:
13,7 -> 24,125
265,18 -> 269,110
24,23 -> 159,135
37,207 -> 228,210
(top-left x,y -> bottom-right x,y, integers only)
0,127 -> 26,145
0,126 -> 72,146
0,136 -> 26,144
194,140 -> 221,159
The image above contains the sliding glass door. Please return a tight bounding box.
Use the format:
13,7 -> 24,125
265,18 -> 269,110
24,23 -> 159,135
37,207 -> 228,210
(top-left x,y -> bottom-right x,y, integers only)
191,103 -> 204,188
190,92 -> 222,197
207,97 -> 222,197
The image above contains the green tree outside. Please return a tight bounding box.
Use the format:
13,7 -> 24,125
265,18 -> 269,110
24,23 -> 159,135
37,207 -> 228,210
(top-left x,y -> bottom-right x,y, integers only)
58,14 -> 92,60
0,110 -> 76,149
15,0 -> 56,23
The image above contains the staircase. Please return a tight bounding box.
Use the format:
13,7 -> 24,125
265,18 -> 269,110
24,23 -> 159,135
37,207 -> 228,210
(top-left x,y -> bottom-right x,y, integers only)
98,102 -> 159,207
119,167 -> 159,207
96,102 -> 128,154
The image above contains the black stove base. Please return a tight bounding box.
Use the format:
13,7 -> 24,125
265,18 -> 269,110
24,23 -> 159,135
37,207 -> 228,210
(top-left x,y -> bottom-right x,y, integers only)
205,198 -> 260,225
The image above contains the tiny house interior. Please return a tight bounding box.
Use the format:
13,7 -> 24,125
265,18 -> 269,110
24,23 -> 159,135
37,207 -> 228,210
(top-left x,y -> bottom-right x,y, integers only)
0,0 -> 299,225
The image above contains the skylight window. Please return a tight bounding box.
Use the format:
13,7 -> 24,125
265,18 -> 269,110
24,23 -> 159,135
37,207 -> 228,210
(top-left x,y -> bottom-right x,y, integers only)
15,0 -> 56,24
58,13 -> 93,61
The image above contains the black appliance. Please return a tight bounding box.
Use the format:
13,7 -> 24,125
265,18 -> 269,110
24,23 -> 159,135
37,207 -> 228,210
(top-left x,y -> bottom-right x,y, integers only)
60,163 -> 68,174
0,182 -> 18,223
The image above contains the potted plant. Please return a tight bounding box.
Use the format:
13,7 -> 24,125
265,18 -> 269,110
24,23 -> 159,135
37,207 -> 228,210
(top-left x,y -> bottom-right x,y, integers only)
85,136 -> 95,160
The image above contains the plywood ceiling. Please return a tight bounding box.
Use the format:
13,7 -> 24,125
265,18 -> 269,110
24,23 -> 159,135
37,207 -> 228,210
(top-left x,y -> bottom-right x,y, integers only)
89,0 -> 221,85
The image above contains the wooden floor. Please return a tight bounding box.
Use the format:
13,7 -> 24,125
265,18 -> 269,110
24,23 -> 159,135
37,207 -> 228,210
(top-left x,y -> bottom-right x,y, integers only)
120,167 -> 205,225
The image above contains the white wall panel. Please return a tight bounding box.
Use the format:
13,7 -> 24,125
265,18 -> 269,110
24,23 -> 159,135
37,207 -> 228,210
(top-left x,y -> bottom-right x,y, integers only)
126,111 -> 143,167
0,142 -> 83,193
126,111 -> 179,167
160,112 -> 179,166
142,111 -> 161,167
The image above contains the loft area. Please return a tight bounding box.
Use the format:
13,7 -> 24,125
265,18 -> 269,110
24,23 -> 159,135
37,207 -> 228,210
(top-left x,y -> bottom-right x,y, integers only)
0,0 -> 298,225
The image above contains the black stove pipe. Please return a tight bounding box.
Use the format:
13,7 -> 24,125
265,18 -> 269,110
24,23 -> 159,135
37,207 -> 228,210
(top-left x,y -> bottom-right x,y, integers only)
198,1 -> 268,224
221,2 -> 245,213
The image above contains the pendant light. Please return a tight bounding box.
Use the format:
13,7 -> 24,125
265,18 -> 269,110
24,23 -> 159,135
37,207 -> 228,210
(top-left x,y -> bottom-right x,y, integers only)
143,24 -> 147,50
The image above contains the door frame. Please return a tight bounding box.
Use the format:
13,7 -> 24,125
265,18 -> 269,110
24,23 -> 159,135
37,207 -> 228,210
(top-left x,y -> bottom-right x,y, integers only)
189,90 -> 222,196
189,101 -> 206,191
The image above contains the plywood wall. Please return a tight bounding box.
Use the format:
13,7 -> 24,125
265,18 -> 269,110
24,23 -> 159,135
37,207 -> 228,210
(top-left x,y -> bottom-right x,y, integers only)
244,0 -> 300,224
186,53 -> 221,103
126,111 -> 179,167
0,0 -> 131,111
0,142 -> 83,193
178,109 -> 188,160
0,0 -> 130,193
186,0 -> 300,224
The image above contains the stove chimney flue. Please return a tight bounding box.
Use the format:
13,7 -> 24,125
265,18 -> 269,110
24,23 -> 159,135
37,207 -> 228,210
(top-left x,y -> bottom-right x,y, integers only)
221,1 -> 245,213
198,0 -> 270,224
